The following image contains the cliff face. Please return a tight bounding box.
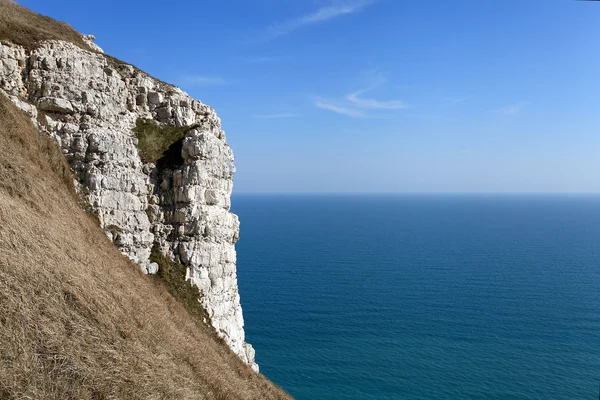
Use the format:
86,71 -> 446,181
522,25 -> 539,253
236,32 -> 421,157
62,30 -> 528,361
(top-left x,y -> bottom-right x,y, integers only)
0,37 -> 256,369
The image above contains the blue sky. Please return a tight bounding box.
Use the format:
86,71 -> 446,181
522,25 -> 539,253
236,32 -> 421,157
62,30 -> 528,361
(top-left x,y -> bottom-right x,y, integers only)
20,0 -> 600,193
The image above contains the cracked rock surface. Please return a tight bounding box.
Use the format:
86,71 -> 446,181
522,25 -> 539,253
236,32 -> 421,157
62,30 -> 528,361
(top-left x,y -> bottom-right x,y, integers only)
0,38 -> 258,370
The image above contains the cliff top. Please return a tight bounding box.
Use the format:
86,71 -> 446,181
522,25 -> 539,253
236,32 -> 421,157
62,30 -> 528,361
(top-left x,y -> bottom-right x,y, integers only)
0,0 -> 92,51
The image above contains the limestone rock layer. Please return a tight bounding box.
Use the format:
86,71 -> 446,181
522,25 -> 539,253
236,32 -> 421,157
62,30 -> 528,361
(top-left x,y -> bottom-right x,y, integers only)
0,39 -> 257,370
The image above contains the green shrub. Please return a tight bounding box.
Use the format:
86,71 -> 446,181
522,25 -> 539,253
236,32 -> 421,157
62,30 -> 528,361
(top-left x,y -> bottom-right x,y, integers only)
133,119 -> 194,164
150,245 -> 211,326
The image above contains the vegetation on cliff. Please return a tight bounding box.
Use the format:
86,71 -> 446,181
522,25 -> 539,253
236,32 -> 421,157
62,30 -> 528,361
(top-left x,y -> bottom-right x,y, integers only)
133,118 -> 194,164
149,244 -> 212,327
0,0 -> 91,51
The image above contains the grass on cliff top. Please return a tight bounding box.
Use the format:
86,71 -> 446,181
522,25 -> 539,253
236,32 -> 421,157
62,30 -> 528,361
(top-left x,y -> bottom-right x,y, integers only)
0,1 -> 178,93
0,93 -> 290,399
0,0 -> 92,51
134,118 -> 195,164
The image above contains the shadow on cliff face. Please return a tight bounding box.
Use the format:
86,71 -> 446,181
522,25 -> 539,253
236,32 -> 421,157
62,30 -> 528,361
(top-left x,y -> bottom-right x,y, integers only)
156,137 -> 184,171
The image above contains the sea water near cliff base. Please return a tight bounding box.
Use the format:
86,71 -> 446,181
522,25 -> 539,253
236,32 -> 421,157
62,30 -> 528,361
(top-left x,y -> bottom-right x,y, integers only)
232,195 -> 600,400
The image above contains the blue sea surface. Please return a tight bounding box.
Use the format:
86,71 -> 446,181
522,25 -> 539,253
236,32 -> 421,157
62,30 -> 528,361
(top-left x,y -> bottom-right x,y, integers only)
232,195 -> 600,399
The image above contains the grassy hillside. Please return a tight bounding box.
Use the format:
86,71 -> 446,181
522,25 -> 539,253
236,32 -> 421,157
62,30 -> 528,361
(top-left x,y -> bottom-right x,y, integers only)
0,0 -> 92,51
0,85 -> 289,400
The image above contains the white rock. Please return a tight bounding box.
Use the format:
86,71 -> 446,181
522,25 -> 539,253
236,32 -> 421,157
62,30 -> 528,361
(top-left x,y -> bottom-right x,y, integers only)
146,262 -> 159,275
38,97 -> 74,113
81,34 -> 104,53
147,91 -> 164,105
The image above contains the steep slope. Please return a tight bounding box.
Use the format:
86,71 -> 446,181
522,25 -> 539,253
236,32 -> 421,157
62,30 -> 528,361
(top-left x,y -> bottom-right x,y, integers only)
0,93 -> 289,399
0,1 -> 257,369
0,0 -> 92,51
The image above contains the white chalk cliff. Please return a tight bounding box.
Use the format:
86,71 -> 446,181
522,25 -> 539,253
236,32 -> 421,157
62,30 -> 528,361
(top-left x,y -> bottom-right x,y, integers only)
0,37 -> 258,370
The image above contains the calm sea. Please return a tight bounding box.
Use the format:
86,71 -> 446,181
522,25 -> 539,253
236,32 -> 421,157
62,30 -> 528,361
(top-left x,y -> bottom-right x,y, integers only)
232,195 -> 600,399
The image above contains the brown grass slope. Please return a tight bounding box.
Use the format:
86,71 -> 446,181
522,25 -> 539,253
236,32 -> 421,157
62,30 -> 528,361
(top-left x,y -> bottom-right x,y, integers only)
0,95 -> 290,398
0,0 -> 92,51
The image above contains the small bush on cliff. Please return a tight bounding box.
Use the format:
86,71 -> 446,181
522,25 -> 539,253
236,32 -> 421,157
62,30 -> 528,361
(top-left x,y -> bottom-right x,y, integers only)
133,118 -> 194,164
150,245 -> 211,326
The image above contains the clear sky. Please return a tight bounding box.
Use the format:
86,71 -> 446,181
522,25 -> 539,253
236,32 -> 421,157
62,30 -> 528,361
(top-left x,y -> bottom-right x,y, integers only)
19,0 -> 600,193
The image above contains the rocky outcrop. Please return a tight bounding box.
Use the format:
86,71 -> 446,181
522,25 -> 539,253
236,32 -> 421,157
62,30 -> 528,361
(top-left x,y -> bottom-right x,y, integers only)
0,38 -> 257,370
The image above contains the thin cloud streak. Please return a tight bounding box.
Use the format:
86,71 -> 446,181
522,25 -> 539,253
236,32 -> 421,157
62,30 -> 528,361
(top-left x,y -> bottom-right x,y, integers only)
253,113 -> 300,119
315,74 -> 407,117
346,75 -> 407,109
346,88 -> 407,109
266,0 -> 376,39
315,101 -> 366,118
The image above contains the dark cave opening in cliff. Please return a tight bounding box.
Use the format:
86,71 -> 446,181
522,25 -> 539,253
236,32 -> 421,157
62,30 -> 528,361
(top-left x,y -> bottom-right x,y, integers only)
156,137 -> 184,171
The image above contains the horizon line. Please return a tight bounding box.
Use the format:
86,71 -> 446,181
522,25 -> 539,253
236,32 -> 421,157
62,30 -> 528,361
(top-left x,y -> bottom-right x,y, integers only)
231,191 -> 600,195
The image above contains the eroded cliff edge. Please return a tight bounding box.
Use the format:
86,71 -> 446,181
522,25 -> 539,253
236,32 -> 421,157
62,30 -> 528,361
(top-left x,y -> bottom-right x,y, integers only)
0,38 -> 257,370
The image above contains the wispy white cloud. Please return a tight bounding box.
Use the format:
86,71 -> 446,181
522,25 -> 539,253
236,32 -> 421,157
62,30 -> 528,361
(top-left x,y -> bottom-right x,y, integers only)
346,87 -> 407,110
266,0 -> 377,39
315,74 -> 407,117
253,113 -> 300,119
315,100 -> 366,118
499,102 -> 530,115
179,75 -> 229,86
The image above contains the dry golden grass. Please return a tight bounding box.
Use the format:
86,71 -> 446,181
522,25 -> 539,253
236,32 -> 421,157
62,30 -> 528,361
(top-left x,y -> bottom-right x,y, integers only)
0,0 -> 172,89
0,94 -> 291,399
0,0 -> 92,51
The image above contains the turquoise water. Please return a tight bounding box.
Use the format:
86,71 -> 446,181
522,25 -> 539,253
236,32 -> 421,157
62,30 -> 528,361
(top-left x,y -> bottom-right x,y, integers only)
233,195 -> 600,399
